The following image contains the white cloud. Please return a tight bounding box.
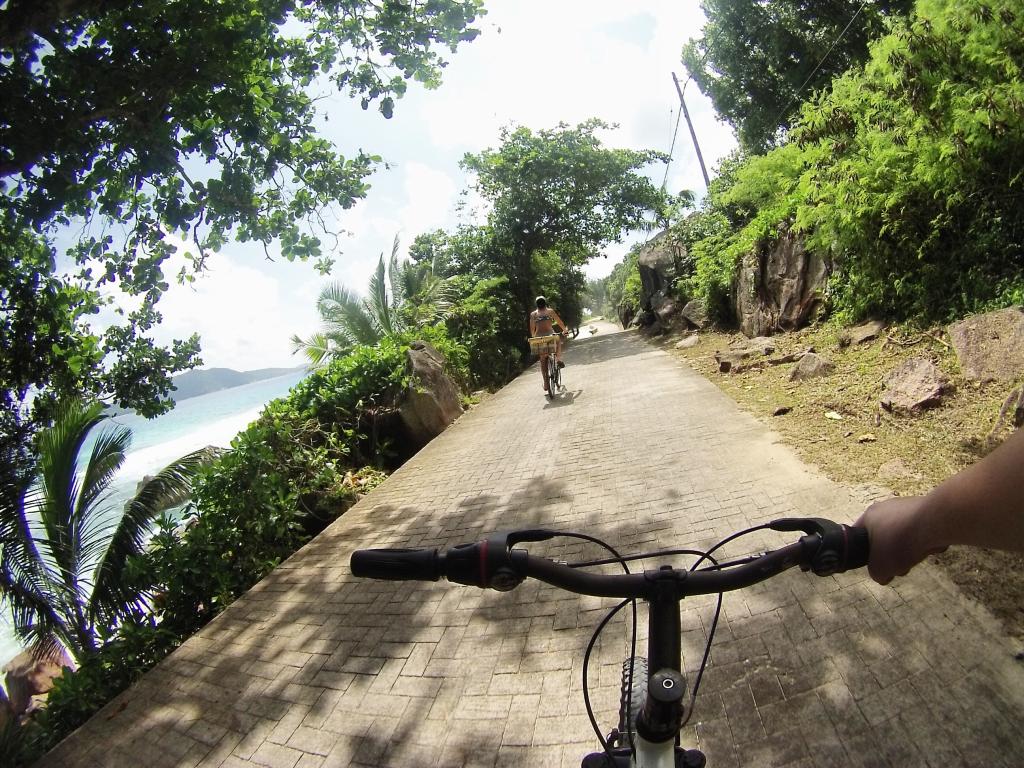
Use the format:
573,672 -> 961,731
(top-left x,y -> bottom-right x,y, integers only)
117,0 -> 738,368
151,245 -> 319,371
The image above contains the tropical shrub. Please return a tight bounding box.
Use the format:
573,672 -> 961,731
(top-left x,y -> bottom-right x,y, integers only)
678,0 -> 1024,327
11,619 -> 179,765
795,0 -> 1024,322
446,275 -> 522,388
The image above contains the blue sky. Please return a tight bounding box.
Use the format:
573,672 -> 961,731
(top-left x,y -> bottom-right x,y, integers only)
144,0 -> 738,370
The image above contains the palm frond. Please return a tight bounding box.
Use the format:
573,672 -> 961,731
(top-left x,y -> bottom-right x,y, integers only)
89,446 -> 221,625
73,422 -> 131,576
366,254 -> 394,337
318,281 -> 379,346
32,401 -> 107,592
292,331 -> 339,368
388,234 -> 405,310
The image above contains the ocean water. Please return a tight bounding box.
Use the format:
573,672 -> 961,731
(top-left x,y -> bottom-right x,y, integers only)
0,369 -> 308,667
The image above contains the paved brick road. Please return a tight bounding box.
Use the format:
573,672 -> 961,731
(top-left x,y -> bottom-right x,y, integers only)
45,326 -> 1024,768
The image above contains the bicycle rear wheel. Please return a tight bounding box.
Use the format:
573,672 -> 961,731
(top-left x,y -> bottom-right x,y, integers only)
547,355 -> 559,394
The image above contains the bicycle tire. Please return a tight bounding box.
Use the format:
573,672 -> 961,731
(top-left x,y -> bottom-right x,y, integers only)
548,355 -> 559,392
617,656 -> 647,745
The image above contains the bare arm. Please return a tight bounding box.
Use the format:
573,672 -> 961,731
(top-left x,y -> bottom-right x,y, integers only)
529,312 -> 537,337
857,429 -> 1024,584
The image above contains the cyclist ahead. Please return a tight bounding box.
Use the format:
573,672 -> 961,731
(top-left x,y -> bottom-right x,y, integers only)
529,296 -> 567,394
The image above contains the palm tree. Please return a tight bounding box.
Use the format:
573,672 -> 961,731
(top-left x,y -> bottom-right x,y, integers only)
0,400 -> 217,659
292,235 -> 456,367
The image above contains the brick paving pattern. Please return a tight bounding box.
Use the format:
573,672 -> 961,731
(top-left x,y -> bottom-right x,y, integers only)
44,326 -> 1024,767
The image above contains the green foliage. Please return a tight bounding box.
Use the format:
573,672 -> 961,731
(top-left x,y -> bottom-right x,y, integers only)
530,249 -> 583,328
793,0 -> 1024,321
445,276 -> 523,388
2,0 -> 484,276
582,277 -> 608,317
0,330 -> 457,762
10,619 -> 179,766
684,0 -> 913,152
144,331 -> 460,639
0,400 -> 212,659
461,119 -> 667,311
0,2 -> 481,520
0,220 -> 200,513
294,236 -> 459,366
678,0 -> 1024,326
599,251 -> 643,324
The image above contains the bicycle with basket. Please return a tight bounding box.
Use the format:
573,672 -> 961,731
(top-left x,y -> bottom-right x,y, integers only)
529,333 -> 565,398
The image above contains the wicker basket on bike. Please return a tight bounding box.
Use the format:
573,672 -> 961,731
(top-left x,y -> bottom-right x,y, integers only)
528,335 -> 559,356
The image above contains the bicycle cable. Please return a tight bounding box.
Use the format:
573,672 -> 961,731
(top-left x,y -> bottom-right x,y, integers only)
546,531 -> 635,766
554,525 -> 777,756
681,524 -> 775,729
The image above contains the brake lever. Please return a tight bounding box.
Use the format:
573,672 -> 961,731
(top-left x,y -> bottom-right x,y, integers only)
477,529 -> 560,591
768,517 -> 848,576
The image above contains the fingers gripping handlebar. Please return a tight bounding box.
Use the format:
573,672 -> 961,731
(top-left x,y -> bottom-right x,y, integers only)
350,519 -> 870,597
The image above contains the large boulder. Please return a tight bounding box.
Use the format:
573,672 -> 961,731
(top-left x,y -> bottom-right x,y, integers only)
680,299 -> 709,329
631,230 -> 687,327
398,341 -> 463,446
948,306 -> 1024,382
880,358 -> 947,414
634,231 -> 680,304
734,228 -> 829,337
4,644 -> 75,717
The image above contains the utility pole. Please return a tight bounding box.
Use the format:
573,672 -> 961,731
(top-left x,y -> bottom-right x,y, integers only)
671,71 -> 710,189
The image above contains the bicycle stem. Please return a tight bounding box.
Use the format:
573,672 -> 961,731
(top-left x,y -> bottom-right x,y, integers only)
637,570 -> 687,745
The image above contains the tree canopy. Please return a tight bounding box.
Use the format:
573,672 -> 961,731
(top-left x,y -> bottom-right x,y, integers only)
2,0 -> 483,276
460,119 -> 668,311
682,0 -> 912,152
0,0 -> 483,482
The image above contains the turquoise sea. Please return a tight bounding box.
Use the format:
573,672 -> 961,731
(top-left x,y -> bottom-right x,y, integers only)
0,369 -> 308,667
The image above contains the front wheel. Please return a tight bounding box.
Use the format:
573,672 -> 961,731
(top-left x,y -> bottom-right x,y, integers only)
617,656 -> 647,747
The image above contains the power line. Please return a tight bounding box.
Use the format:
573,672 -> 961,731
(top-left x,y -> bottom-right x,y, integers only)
661,106 -> 683,191
772,0 -> 870,133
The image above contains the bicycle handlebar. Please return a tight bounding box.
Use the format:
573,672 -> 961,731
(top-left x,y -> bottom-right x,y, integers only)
350,518 -> 869,599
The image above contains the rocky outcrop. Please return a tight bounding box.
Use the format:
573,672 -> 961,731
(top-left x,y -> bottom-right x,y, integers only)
880,358 -> 947,414
635,232 -> 679,301
4,644 -> 75,717
398,342 -> 463,446
630,231 -> 687,327
948,306 -> 1024,382
734,228 -> 829,337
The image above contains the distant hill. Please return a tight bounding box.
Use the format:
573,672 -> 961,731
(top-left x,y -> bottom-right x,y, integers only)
170,366 -> 306,402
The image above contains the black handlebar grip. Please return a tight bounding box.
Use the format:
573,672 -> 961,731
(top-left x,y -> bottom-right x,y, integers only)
350,548 -> 441,581
843,525 -> 870,571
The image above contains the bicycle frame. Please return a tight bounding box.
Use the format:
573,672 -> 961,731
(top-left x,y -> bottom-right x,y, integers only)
581,569 -> 706,768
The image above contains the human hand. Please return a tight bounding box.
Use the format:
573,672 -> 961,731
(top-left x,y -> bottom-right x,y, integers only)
855,496 -> 948,585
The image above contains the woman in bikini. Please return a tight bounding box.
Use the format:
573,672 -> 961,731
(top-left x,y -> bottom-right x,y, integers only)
529,296 -> 567,394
